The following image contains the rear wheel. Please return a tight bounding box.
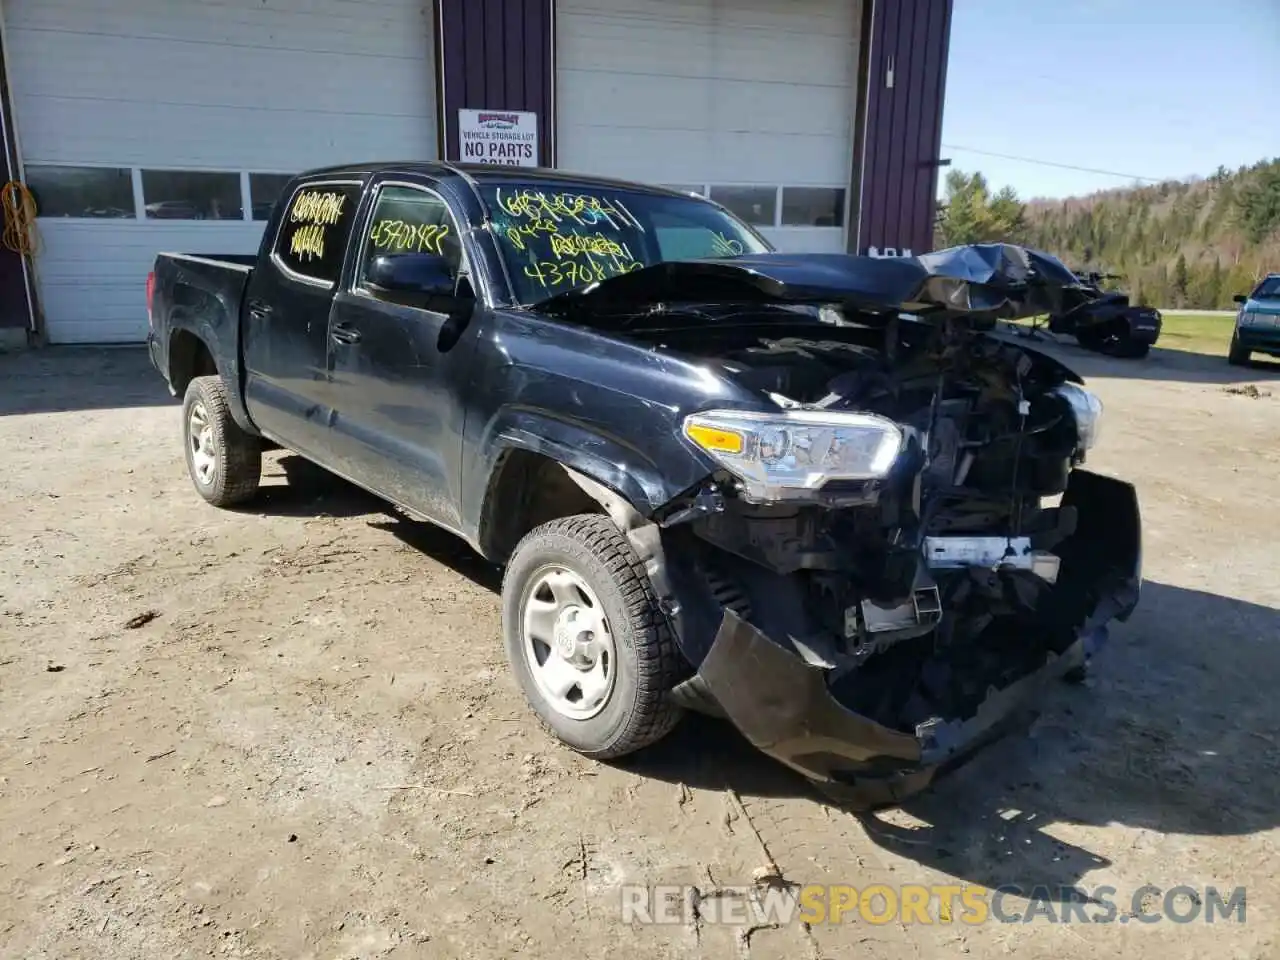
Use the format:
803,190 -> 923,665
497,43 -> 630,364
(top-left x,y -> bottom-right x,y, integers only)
501,514 -> 685,759
182,375 -> 261,506
1228,332 -> 1250,366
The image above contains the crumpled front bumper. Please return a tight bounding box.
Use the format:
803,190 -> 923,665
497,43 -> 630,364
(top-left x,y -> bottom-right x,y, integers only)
675,469 -> 1142,808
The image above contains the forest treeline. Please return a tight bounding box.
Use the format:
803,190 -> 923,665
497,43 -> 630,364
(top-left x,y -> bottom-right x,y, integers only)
934,158 -> 1280,309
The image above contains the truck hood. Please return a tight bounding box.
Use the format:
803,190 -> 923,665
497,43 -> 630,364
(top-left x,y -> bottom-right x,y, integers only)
534,242 -> 1095,323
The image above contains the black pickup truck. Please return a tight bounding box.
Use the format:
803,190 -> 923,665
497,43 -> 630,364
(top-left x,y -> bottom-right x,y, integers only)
147,162 -> 1142,806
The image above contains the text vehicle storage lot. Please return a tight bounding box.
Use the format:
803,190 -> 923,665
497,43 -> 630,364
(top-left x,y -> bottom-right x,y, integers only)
1,347 -> 1278,960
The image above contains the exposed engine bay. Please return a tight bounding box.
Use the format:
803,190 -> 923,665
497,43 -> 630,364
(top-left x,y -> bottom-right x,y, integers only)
618,308 -> 1139,783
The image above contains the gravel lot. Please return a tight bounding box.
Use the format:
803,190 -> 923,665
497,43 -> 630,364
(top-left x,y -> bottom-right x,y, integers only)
2,342 -> 1278,960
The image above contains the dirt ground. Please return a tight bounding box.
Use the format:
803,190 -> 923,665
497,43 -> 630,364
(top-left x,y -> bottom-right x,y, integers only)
2,341 -> 1279,960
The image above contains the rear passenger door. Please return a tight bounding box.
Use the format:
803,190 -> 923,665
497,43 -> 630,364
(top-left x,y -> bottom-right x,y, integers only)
324,178 -> 477,531
242,178 -> 362,459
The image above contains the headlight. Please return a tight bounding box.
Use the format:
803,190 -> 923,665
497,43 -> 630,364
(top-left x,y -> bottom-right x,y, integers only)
682,409 -> 904,501
1049,383 -> 1103,451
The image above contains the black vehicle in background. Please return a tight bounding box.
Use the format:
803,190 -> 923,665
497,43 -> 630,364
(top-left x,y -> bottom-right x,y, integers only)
1045,270 -> 1162,358
145,162 -> 1141,807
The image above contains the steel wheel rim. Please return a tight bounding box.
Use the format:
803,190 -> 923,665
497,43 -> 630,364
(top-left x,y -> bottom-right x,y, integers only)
188,401 -> 217,486
521,564 -> 617,721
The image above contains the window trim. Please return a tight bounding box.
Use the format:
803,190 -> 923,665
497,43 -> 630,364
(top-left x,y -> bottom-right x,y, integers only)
349,179 -> 470,302
268,178 -> 363,290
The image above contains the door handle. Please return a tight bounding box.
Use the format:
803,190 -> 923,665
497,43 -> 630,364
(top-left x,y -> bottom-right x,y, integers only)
247,299 -> 272,322
331,324 -> 362,345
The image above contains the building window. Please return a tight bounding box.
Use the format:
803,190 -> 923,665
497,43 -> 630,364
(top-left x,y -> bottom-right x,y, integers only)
274,182 -> 362,285
708,186 -> 777,227
25,165 -> 135,218
249,173 -> 295,221
141,170 -> 242,220
781,187 -> 846,227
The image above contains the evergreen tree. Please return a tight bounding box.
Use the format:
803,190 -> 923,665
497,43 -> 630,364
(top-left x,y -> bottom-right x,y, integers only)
1173,253 -> 1190,306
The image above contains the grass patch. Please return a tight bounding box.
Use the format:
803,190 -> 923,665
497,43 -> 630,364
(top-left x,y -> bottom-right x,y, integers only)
1006,312 -> 1236,358
1153,312 -> 1235,357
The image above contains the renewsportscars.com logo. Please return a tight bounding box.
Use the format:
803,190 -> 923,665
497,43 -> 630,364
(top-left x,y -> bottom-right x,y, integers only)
620,882 -> 1247,927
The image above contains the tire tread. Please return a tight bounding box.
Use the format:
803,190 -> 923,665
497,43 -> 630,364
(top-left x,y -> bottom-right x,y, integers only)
502,513 -> 684,759
184,375 -> 261,506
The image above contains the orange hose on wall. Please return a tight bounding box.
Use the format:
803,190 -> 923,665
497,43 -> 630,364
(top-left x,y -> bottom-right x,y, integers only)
2,180 -> 38,256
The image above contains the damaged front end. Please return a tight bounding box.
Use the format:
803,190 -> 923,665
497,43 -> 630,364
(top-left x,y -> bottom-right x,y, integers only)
662,469 -> 1140,807
605,245 -> 1142,806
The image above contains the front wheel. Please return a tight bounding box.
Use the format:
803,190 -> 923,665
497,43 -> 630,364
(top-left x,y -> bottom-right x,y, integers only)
182,375 -> 262,507
501,514 -> 685,759
1228,333 -> 1250,366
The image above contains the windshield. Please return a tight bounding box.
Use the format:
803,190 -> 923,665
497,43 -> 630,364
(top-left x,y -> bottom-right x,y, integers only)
1251,276 -> 1280,300
476,182 -> 771,304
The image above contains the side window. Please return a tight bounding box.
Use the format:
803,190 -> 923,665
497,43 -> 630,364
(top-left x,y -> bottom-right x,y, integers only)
359,185 -> 464,285
651,210 -> 747,262
274,182 -> 362,285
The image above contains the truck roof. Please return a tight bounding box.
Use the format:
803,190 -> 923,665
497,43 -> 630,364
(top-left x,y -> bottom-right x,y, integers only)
297,160 -> 692,197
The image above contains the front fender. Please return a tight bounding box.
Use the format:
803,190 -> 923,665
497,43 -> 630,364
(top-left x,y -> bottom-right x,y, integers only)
470,407 -> 702,522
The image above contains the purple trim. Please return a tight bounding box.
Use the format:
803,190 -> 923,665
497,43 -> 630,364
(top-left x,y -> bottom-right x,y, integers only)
438,0 -> 555,166
0,15 -> 33,334
856,0 -> 954,256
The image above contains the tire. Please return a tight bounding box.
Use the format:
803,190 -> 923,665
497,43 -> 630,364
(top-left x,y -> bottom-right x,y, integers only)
1062,663 -> 1089,685
501,514 -> 685,759
181,375 -> 262,507
1074,328 -> 1104,353
1110,335 -> 1151,359
1228,333 -> 1250,367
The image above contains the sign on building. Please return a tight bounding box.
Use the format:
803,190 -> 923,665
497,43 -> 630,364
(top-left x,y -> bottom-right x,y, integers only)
458,109 -> 539,167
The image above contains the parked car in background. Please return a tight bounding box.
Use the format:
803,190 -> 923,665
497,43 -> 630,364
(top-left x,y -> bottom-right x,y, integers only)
145,162 -> 1141,807
1229,274 -> 1280,365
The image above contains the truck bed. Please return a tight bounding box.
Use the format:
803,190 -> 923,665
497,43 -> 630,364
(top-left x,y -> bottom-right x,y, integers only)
149,251 -> 257,430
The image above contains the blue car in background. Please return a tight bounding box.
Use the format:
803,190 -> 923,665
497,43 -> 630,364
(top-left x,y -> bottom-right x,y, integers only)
1229,273 -> 1280,365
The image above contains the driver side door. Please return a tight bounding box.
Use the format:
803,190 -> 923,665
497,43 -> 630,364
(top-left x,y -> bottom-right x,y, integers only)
325,179 -> 477,532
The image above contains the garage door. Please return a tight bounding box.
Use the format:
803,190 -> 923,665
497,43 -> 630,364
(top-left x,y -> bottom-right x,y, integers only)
556,0 -> 860,254
7,0 -> 439,344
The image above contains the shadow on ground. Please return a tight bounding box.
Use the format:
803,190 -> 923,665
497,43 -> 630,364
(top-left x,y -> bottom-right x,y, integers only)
245,455 -> 390,520
0,346 -> 173,416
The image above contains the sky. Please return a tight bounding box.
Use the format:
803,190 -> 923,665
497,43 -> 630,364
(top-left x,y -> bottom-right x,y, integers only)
938,0 -> 1280,201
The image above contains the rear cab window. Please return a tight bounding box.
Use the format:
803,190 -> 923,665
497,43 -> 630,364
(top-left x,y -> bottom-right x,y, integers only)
272,181 -> 363,286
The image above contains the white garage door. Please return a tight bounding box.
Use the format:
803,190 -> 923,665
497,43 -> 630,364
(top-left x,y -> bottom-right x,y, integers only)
7,0 -> 439,344
556,0 -> 860,254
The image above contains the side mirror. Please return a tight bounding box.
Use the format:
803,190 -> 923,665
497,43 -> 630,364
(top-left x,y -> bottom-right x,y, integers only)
367,253 -> 455,297
1233,294 -> 1247,304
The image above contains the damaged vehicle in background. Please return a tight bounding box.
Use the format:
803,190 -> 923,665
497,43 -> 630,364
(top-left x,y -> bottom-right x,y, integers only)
145,163 -> 1142,808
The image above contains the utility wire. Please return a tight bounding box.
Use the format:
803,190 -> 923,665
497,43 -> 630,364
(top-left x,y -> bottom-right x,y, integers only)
940,144 -> 1163,184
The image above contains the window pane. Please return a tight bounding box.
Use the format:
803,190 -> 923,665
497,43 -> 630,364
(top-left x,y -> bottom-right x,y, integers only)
781,187 -> 845,227
652,210 -> 749,261
275,183 -> 362,284
708,186 -> 777,227
142,170 -> 242,220
249,173 -> 295,221
361,186 -> 463,286
25,165 -> 135,218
